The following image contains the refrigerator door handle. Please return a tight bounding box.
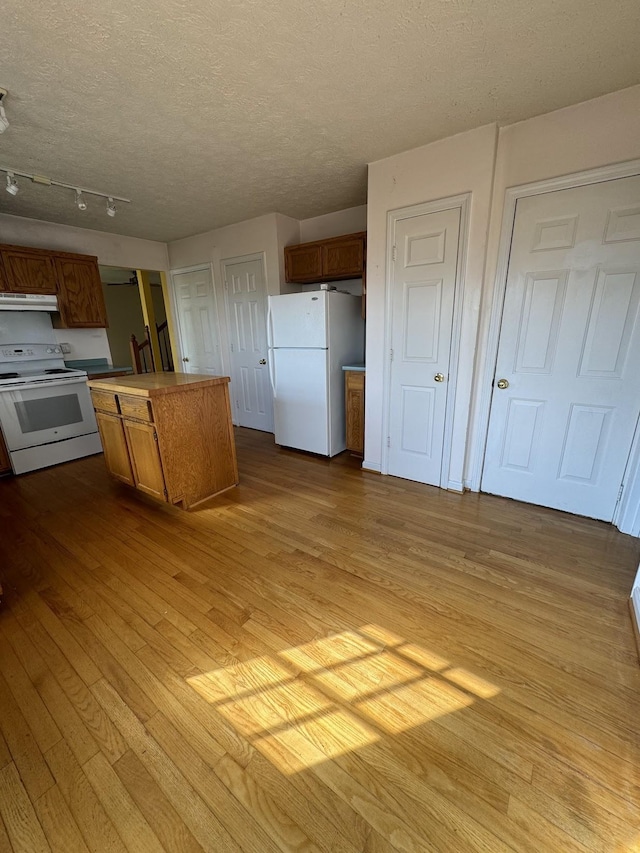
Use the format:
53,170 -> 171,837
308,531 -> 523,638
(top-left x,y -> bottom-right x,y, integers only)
268,348 -> 276,392
267,300 -> 274,350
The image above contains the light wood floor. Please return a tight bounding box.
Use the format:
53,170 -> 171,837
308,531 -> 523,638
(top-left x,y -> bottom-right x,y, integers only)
0,428 -> 639,853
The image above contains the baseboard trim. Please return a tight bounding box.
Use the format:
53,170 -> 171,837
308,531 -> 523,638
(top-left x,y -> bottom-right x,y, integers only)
362,460 -> 382,473
447,479 -> 465,493
630,595 -> 640,666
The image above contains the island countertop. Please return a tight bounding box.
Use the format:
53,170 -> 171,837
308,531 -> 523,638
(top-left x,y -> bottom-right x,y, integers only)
87,371 -> 231,398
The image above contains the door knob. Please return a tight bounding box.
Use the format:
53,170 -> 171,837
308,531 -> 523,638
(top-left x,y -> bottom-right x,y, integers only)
496,378 -> 509,389
182,357 -> 189,363
434,373 -> 445,382
259,359 -> 266,365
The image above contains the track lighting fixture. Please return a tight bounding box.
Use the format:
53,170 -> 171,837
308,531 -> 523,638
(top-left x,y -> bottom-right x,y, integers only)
5,172 -> 19,196
0,166 -> 130,216
0,88 -> 9,134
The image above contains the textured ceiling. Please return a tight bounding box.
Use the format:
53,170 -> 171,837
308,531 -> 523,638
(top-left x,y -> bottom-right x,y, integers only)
1,0 -> 639,242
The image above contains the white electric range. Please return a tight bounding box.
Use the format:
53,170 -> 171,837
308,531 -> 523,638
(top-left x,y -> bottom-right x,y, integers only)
0,342 -> 102,474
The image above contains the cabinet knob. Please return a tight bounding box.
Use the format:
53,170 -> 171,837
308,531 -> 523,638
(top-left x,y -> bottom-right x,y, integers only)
259,359 -> 266,365
434,373 -> 445,383
496,378 -> 509,389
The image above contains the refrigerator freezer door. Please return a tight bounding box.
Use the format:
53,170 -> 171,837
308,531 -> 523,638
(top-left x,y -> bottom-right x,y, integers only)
273,348 -> 329,454
269,292 -> 328,349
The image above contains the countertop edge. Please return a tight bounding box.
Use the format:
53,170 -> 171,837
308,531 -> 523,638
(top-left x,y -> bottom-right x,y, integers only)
87,372 -> 231,397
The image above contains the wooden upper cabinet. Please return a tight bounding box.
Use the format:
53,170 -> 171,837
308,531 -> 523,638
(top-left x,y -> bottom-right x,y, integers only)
1,246 -> 58,293
322,235 -> 365,280
54,255 -> 108,328
284,244 -> 323,283
0,255 -> 8,293
285,232 -> 366,284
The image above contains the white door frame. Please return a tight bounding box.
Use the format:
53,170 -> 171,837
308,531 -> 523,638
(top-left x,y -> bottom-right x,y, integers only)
382,194 -> 470,488
221,251 -> 273,431
169,263 -> 225,373
471,158 -> 640,535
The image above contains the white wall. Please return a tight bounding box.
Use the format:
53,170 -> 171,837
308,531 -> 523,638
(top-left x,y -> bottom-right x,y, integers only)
0,213 -> 169,360
299,205 -> 367,242
364,124 -> 498,482
365,84 -> 640,508
275,213 -> 301,294
168,212 -> 292,385
101,284 -> 146,368
467,84 -> 640,487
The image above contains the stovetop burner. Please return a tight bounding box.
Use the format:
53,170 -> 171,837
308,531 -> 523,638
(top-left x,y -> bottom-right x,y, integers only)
0,372 -> 19,380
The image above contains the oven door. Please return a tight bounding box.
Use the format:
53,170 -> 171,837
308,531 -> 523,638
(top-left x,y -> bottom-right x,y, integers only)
0,378 -> 98,452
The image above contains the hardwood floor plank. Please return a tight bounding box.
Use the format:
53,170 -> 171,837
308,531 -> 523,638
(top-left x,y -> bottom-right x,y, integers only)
83,751 -> 165,853
10,604 -> 128,766
112,750 -> 204,853
0,763 -> 50,853
44,739 -> 128,853
0,671 -> 56,802
90,679 -> 242,853
0,428 -> 638,853
34,785 -> 91,853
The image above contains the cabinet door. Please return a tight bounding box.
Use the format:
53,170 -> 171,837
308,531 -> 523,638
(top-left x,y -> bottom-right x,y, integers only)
322,236 -> 364,280
345,371 -> 365,455
55,256 -> 108,328
123,420 -> 167,500
95,412 -> 134,485
0,255 -> 8,293
1,247 -> 58,293
0,427 -> 12,474
284,244 -> 323,283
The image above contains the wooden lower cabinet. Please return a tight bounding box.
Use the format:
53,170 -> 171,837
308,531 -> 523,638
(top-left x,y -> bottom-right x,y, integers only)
94,412 -> 134,485
89,372 -> 239,509
0,427 -> 12,474
122,419 -> 166,500
345,370 -> 365,455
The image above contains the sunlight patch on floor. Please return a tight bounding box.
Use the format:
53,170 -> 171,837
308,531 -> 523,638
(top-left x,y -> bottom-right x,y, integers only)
187,624 -> 500,774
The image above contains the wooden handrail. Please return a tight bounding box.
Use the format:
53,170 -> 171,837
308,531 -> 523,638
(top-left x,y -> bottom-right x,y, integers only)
130,328 -> 156,374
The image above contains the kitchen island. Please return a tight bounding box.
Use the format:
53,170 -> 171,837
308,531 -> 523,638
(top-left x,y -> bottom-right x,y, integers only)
88,372 -> 238,509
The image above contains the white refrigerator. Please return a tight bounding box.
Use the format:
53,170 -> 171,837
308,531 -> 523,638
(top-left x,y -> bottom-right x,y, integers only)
267,290 -> 364,456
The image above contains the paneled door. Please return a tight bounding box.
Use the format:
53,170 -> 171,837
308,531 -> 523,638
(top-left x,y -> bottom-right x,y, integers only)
483,176 -> 640,521
224,256 -> 274,432
388,206 -> 461,485
171,266 -> 222,375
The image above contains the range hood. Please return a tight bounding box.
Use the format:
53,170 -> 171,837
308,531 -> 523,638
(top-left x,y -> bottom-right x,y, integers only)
0,292 -> 58,311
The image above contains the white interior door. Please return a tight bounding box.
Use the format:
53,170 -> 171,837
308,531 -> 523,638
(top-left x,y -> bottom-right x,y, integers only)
224,257 -> 274,432
388,207 -> 460,485
483,176 -> 640,521
171,266 -> 222,374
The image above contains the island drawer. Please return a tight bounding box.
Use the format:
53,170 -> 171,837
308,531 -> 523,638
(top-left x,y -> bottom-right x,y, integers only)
90,390 -> 119,414
118,395 -> 154,423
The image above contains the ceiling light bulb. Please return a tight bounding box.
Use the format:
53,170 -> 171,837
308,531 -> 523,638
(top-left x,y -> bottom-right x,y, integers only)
5,172 -> 19,196
0,103 -> 8,134
75,190 -> 87,211
106,197 -> 116,217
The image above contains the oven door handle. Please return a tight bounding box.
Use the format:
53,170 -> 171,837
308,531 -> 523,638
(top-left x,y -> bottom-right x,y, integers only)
1,377 -> 88,393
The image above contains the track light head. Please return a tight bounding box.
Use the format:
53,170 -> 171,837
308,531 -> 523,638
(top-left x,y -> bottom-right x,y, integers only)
106,197 -> 116,217
5,172 -> 18,196
75,189 -> 87,211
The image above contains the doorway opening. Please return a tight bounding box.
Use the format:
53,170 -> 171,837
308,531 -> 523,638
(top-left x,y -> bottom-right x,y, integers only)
100,267 -> 176,373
